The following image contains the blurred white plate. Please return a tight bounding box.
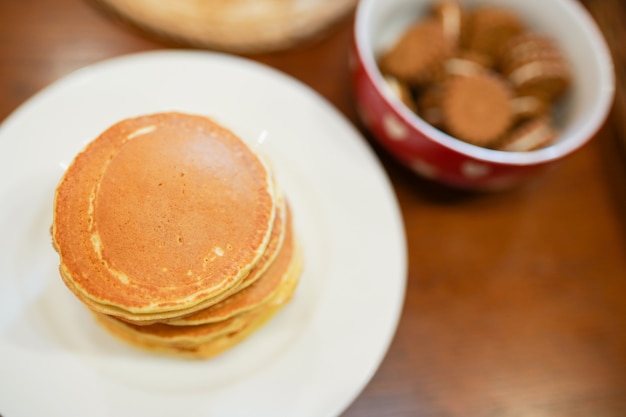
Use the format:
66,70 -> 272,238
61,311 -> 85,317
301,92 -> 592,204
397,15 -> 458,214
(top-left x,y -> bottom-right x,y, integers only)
0,51 -> 406,417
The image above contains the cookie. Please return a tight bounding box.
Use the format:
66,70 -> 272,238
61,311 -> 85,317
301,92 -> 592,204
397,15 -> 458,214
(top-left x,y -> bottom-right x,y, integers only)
495,117 -> 557,151
465,6 -> 525,59
507,59 -> 571,102
379,18 -> 451,86
441,73 -> 514,146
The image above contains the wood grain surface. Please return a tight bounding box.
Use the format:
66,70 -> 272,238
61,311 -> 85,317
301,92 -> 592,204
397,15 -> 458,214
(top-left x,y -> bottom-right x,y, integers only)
1,0 -> 625,416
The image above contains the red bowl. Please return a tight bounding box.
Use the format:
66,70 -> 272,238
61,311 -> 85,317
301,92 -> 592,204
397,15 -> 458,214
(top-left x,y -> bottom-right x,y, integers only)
351,0 -> 615,190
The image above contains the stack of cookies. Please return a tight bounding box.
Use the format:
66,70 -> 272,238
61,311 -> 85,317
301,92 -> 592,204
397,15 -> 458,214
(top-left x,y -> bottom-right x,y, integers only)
379,0 -> 571,151
51,112 -> 302,359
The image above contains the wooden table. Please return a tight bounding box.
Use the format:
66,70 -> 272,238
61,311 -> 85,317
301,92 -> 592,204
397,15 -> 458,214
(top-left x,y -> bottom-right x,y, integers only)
1,0 -> 625,415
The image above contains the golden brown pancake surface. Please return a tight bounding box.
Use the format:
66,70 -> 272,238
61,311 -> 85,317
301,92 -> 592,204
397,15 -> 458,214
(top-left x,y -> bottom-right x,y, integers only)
53,112 -> 276,315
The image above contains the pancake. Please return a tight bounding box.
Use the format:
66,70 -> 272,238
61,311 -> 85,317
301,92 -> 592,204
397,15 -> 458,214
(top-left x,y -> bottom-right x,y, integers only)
93,242 -> 303,359
52,112 -> 277,318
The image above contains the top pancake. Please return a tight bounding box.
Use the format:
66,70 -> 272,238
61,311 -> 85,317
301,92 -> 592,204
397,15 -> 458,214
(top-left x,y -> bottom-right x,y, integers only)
52,112 -> 276,316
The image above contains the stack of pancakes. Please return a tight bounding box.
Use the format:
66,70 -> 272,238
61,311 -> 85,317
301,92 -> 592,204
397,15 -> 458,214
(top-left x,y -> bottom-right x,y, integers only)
51,112 -> 302,359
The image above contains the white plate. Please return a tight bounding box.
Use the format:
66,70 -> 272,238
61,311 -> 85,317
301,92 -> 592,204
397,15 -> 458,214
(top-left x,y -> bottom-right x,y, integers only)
0,51 -> 406,417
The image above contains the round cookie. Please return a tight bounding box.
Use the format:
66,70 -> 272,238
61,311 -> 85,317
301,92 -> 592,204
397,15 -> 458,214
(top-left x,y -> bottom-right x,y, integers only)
465,6 -> 525,59
379,18 -> 450,86
441,73 -> 514,146
498,33 -> 565,72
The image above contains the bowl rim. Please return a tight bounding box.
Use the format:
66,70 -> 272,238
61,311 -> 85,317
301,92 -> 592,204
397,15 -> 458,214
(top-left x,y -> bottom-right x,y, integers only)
354,0 -> 616,166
